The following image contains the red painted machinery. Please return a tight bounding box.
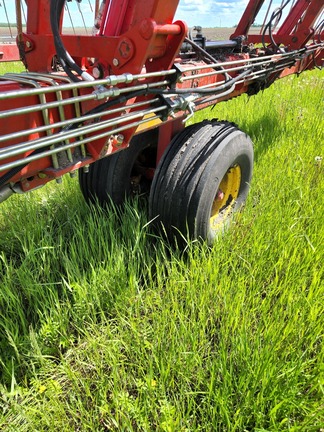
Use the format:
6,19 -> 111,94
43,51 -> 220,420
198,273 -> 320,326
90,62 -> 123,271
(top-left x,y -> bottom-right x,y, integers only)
0,0 -> 323,243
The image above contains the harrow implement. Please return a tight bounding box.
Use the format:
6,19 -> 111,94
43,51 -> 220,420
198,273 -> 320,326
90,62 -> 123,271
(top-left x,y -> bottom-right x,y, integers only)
0,0 -> 323,243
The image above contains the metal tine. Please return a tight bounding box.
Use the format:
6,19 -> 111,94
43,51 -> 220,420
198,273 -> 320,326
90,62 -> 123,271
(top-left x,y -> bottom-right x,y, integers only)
65,2 -> 76,34
260,0 -> 274,35
77,1 -> 88,35
1,0 -> 13,38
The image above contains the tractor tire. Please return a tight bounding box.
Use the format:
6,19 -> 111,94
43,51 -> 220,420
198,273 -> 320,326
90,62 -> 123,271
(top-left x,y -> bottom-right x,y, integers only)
79,131 -> 157,206
149,120 -> 253,244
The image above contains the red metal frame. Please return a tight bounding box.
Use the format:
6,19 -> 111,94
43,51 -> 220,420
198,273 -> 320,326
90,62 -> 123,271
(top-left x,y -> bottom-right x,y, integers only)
0,0 -> 323,196
21,0 -> 186,74
232,0 -> 324,49
0,44 -> 20,62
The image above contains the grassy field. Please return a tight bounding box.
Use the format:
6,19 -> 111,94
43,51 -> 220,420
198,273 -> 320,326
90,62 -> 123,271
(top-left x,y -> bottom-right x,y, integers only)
0,25 -> 261,41
0,65 -> 323,431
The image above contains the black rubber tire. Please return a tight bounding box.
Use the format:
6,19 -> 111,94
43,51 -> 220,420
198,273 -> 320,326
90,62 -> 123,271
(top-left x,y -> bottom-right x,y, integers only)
149,119 -> 254,244
79,131 -> 157,206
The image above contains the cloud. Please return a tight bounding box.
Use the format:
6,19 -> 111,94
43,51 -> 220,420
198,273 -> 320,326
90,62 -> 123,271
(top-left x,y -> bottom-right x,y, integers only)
175,0 -> 250,27
175,0 -> 285,28
177,0 -> 248,27
1,0 -> 288,33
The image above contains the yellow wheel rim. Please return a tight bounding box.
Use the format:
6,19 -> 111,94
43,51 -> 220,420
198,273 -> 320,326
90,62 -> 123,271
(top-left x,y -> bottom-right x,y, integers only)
210,164 -> 241,229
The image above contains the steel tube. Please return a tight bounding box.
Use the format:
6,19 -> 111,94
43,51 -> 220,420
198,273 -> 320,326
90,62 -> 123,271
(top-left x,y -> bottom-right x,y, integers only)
0,98 -> 160,146
0,113 -> 166,172
179,60 -> 275,82
0,185 -> 14,202
175,46 -> 322,73
0,80 -> 169,119
0,105 -> 168,165
0,70 -> 176,101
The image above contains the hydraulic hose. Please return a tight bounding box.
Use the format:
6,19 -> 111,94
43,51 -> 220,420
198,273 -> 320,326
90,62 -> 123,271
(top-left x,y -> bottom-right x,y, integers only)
50,0 -> 80,81
50,0 -> 94,82
262,0 -> 292,53
61,90 -> 149,133
183,37 -> 232,82
149,68 -> 252,96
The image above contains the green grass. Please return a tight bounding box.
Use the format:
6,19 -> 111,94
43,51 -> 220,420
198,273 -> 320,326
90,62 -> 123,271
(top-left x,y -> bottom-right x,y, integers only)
0,68 -> 323,431
0,61 -> 25,74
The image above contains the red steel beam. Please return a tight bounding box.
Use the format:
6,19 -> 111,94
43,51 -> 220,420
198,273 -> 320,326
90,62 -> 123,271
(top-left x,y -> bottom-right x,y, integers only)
277,0 -> 323,36
0,44 -> 20,62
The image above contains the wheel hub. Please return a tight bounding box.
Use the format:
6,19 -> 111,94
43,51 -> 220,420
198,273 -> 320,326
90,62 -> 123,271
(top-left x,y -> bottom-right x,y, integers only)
210,164 -> 241,229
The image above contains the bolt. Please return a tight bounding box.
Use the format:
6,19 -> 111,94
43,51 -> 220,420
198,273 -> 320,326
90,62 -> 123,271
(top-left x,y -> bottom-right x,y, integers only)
25,41 -> 31,48
112,134 -> 125,147
116,134 -> 124,145
92,67 -> 101,79
119,40 -> 132,58
112,58 -> 119,67
216,189 -> 225,201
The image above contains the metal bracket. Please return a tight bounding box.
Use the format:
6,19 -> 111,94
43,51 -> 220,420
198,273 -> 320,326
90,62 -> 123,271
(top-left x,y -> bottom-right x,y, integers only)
161,93 -> 197,122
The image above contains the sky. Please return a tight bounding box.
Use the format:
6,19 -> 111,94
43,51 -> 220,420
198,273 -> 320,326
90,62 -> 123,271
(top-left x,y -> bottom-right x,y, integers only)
176,0 -> 250,28
1,1 -> 287,30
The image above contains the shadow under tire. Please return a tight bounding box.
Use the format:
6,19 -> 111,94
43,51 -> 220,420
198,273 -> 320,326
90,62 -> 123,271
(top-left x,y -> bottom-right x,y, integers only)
149,119 -> 254,244
79,133 -> 155,206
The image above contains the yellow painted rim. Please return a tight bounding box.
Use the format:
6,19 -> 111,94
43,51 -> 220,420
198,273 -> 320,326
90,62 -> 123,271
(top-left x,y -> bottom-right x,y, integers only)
210,164 -> 241,230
